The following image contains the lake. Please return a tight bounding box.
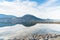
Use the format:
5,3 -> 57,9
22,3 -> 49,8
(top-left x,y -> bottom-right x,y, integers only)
0,24 -> 60,39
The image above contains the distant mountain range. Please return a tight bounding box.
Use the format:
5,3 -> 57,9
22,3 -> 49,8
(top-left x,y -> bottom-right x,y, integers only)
0,14 -> 16,18
0,14 -> 60,27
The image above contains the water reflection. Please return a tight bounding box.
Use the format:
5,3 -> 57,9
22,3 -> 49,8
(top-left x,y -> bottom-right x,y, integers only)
0,24 -> 60,39
0,23 -> 16,27
0,22 -> 37,27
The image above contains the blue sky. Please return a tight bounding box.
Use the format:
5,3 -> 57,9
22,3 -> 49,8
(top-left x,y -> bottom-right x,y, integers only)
0,0 -> 60,6
0,0 -> 60,5
29,0 -> 48,5
53,0 -> 60,6
0,0 -> 60,19
0,0 -> 48,4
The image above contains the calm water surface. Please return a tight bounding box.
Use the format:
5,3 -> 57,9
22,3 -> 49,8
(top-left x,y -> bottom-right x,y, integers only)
0,24 -> 60,39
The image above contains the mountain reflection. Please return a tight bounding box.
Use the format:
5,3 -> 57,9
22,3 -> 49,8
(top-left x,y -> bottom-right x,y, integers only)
0,14 -> 60,27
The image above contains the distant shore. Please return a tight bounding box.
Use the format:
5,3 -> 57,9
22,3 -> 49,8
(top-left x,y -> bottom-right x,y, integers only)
38,22 -> 60,24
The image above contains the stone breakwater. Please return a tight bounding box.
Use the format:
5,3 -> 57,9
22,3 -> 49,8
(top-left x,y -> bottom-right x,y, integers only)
3,34 -> 60,40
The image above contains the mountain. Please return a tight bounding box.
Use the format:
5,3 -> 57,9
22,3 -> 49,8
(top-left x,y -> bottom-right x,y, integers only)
0,14 -> 45,27
17,14 -> 45,26
21,14 -> 44,21
21,14 -> 40,20
0,14 -> 16,18
0,14 -> 54,27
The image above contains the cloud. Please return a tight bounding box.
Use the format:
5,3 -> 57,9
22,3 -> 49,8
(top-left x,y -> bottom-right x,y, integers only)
0,0 -> 40,17
37,0 -> 60,19
0,0 -> 60,19
5,0 -> 14,2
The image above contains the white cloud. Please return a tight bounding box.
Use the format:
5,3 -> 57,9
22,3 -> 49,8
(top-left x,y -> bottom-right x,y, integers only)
0,0 -> 60,19
37,0 -> 60,19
